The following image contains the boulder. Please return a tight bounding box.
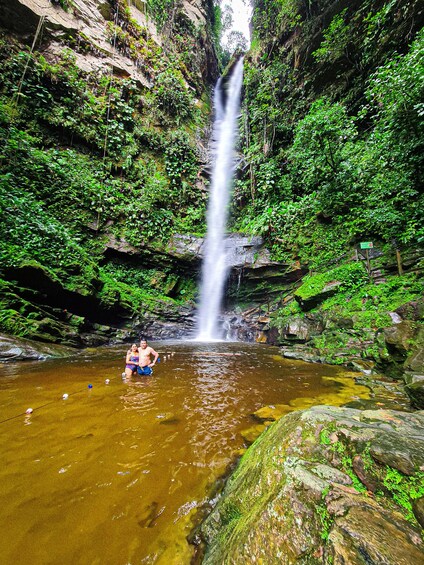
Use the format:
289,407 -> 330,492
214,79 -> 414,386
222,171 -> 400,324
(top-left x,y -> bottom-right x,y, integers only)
295,280 -> 343,311
281,344 -> 323,363
403,326 -> 424,408
384,321 -> 419,356
199,406 -> 424,564
404,374 -> 424,410
282,315 -> 324,343
396,299 -> 424,322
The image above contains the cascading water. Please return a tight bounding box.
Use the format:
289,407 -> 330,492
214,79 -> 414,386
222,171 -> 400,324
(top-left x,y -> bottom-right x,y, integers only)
196,58 -> 244,341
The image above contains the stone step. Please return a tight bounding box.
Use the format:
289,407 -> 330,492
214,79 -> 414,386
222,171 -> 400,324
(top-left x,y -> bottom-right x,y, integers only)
370,268 -> 386,284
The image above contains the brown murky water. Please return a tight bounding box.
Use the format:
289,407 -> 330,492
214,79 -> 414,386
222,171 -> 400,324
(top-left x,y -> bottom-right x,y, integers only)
0,341 -> 369,564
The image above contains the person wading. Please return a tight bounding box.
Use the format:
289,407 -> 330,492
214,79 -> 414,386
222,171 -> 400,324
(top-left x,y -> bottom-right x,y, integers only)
124,343 -> 139,379
137,338 -> 159,376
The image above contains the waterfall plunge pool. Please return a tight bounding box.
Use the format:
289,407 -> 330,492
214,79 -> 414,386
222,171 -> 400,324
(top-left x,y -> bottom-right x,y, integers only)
0,340 -> 370,563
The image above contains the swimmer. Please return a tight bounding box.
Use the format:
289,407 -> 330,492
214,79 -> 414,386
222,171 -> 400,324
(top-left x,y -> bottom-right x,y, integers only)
124,343 -> 140,379
137,338 -> 158,376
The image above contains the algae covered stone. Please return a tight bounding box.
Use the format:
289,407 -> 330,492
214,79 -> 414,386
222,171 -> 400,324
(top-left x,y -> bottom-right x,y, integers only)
199,406 -> 424,564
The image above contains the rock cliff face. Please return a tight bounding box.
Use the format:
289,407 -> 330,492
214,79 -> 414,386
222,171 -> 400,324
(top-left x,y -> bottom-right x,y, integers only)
0,0 -> 218,90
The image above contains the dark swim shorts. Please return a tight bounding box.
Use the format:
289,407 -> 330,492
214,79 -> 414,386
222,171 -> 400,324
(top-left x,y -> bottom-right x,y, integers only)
137,366 -> 153,376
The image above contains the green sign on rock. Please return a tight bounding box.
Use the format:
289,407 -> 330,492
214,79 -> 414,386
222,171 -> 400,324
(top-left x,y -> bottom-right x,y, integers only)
360,242 -> 373,249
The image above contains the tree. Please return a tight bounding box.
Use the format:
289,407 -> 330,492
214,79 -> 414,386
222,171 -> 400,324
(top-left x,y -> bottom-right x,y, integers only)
224,30 -> 248,54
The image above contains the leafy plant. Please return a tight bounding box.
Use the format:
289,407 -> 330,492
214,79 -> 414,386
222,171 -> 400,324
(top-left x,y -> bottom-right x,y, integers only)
313,9 -> 350,64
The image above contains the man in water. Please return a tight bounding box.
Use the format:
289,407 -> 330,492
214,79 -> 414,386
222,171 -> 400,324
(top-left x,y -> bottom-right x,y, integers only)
137,338 -> 159,376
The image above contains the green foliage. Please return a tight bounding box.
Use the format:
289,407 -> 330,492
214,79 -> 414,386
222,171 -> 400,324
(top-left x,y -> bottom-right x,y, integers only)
237,27 -> 424,267
382,467 -> 424,523
0,308 -> 36,337
295,263 -> 369,300
252,0 -> 301,42
321,273 -> 423,330
289,98 -> 357,208
319,429 -> 332,446
0,172 -> 99,292
311,332 -> 363,364
269,299 -> 303,331
0,23 -> 212,342
97,269 -> 151,312
153,69 -> 196,123
146,0 -> 175,29
312,9 -> 350,63
211,3 -> 223,45
319,431 -> 424,529
316,500 -> 333,541
164,131 -> 198,190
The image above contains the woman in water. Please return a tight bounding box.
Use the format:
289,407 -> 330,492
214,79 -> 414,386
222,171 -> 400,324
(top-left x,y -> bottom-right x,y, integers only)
124,343 -> 139,379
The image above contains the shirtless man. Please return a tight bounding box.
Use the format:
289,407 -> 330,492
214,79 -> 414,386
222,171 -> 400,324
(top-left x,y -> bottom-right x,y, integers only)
137,338 -> 159,376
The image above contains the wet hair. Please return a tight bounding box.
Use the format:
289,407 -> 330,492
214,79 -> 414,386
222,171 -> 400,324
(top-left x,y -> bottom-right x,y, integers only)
131,343 -> 138,348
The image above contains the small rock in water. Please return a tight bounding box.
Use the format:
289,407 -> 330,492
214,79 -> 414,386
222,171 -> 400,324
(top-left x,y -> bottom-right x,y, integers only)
26,408 -> 33,414
62,393 -> 69,400
105,379 -> 110,385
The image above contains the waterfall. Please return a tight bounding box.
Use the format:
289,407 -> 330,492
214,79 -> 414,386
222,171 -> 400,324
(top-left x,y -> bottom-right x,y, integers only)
196,58 -> 244,341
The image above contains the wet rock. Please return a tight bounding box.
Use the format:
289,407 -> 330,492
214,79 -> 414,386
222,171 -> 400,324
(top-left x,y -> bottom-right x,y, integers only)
282,316 -> 324,343
389,311 -> 403,324
328,498 -> 424,565
348,359 -> 376,374
252,404 -> 292,422
412,497 -> 424,528
352,454 -> 380,492
396,299 -> 424,322
324,314 -> 354,330
404,374 -> 424,409
281,345 -> 323,363
384,321 -> 418,356
240,423 -> 270,445
199,406 -> 424,564
165,234 -> 203,262
403,326 -> 424,408
405,328 -> 424,373
0,332 -> 75,361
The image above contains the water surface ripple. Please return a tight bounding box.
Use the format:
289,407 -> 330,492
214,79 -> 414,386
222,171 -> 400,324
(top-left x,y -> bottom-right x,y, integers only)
0,341 -> 369,563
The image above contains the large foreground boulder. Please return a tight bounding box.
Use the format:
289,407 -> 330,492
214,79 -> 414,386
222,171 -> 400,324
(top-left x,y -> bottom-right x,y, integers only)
199,406 -> 424,564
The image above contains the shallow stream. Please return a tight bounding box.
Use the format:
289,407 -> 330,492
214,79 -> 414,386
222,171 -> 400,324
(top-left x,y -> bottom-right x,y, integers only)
0,341 -> 370,564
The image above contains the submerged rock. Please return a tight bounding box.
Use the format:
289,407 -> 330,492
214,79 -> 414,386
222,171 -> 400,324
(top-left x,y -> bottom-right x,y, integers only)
199,406 -> 424,564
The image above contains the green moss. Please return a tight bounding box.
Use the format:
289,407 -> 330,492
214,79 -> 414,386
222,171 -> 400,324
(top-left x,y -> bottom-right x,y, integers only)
382,467 -> 424,523
0,308 -> 37,337
322,433 -> 424,525
295,263 -> 368,301
321,273 -> 423,331
269,300 -> 303,330
316,499 -> 333,541
319,429 -> 332,446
